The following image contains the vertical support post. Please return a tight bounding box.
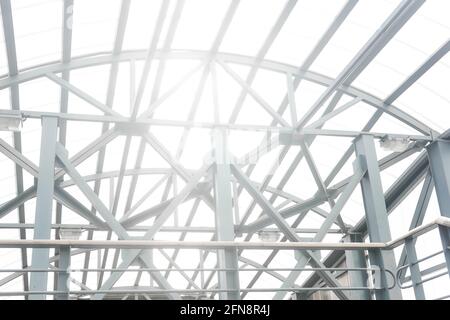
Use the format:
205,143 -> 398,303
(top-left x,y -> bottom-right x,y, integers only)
426,140 -> 450,277
56,246 -> 71,300
438,226 -> 450,278
427,140 -> 450,218
212,128 -> 240,300
344,233 -> 370,300
29,116 -> 58,300
404,238 -> 425,299
354,134 -> 402,300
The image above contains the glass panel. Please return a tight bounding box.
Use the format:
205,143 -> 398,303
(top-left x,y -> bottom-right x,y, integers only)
310,0 -> 402,78
172,0 -> 231,51
71,0 -> 121,57
11,0 -> 62,70
220,0 -> 287,57
266,0 -> 347,67
122,0 -> 162,51
354,0 -> 450,101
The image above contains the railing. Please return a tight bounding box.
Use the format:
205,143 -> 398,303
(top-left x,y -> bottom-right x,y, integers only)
0,266 -> 395,298
397,250 -> 448,289
0,217 -> 448,299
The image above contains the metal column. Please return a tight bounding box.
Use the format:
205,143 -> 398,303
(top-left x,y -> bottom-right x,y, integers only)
354,134 -> 402,300
427,140 -> 450,276
29,117 -> 58,300
427,141 -> 450,218
212,128 -> 240,300
55,245 -> 71,300
344,233 -> 370,300
438,226 -> 450,279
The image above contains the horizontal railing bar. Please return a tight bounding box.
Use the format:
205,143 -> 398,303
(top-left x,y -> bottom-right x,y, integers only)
0,240 -> 385,250
0,267 -> 380,273
0,286 -> 388,297
0,216 -> 448,250
0,223 -> 342,234
397,249 -> 444,272
0,218 -> 446,251
403,262 -> 447,283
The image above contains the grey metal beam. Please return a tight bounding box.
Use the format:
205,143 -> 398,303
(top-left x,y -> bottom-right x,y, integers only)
55,246 -> 71,300
159,0 -> 238,276
0,223 -> 342,235
271,159 -> 365,300
164,67 -> 217,280
91,163 -> 210,300
427,140 -> 450,219
427,140 -> 450,277
54,0 -> 74,293
0,50 -> 435,135
438,225 -> 450,279
29,117 -> 58,300
82,0 -> 131,287
344,233 -> 370,300
0,0 -> 29,294
404,238 -> 425,299
99,0 -> 175,282
46,73 -> 123,117
118,0 -> 183,244
303,135 -> 445,291
233,1 -> 359,292
230,163 -> 350,300
212,129 -> 240,299
54,187 -> 106,228
55,144 -> 181,299
228,0 -> 297,123
0,137 -> 39,176
0,186 -> 36,219
131,0 -> 170,117
298,139 -> 346,231
295,0 -> 424,130
354,134 -> 402,300
236,3 -> 426,292
217,60 -> 290,127
397,170 -> 433,279
241,193 -> 331,234
385,40 -> 450,105
240,211 -> 307,299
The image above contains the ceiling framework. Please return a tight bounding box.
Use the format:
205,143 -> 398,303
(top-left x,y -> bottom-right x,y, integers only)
0,0 -> 449,300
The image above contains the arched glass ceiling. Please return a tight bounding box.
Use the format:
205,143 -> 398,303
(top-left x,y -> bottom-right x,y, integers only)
0,0 -> 449,300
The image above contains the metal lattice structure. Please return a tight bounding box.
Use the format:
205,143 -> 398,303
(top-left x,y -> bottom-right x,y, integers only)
0,0 -> 449,300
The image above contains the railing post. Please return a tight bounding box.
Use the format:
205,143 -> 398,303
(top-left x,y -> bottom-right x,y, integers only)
55,245 -> 71,300
404,237 -> 425,299
344,233 -> 370,300
427,140 -> 450,279
438,226 -> 450,279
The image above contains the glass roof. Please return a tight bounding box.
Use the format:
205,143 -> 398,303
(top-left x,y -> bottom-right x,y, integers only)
0,0 -> 449,300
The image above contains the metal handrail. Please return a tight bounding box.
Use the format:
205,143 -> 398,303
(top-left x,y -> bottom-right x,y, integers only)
0,266 -> 396,295
0,217 -> 447,250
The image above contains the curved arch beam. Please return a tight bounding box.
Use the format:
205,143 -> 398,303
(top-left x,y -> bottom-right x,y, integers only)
0,50 -> 435,135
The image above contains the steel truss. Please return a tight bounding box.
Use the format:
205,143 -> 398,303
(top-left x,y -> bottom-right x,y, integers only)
0,0 -> 449,300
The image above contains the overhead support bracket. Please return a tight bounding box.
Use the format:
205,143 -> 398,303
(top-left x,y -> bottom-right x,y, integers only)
115,123 -> 150,136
